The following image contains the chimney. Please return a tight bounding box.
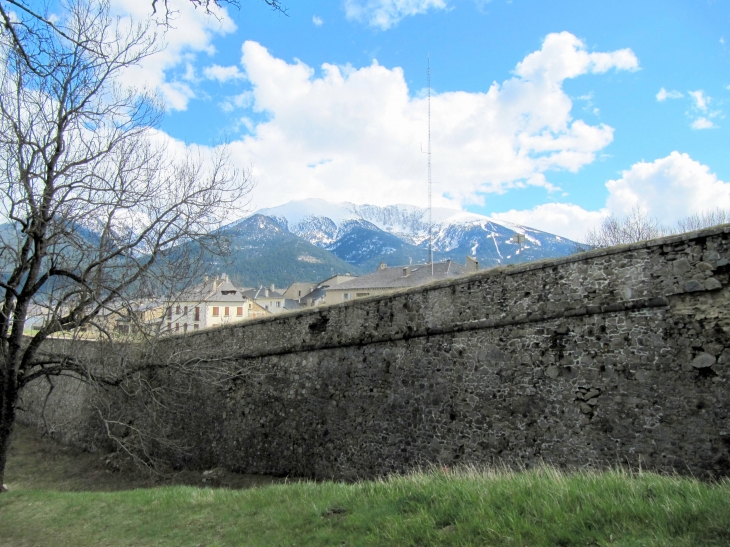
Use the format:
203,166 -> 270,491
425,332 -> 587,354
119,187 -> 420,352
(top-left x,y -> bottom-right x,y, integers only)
378,262 -> 387,271
466,256 -> 479,273
265,289 -> 269,297
270,284 -> 275,292
402,266 -> 410,277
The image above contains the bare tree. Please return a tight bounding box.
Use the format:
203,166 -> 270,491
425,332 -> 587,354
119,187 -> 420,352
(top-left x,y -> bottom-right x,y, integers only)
580,207 -> 730,251
583,207 -> 668,249
0,0 -> 287,48
0,0 -> 251,490
676,209 -> 730,233
152,0 -> 287,17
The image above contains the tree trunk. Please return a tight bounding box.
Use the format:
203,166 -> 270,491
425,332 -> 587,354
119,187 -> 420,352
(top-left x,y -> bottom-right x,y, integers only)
0,365 -> 19,492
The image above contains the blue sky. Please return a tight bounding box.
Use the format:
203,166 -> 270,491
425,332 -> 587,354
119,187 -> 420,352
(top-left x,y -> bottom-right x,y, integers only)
112,0 -> 730,240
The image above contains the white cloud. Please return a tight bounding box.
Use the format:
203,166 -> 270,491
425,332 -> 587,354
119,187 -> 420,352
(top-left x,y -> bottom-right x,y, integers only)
225,33 -> 637,210
656,87 -> 683,101
689,90 -> 709,111
204,64 -> 244,83
692,117 -> 716,130
220,91 -> 254,112
344,0 -> 448,30
686,90 -> 721,129
111,0 -> 236,110
605,152 -> 730,222
492,203 -> 608,241
313,15 -> 324,26
513,32 -> 638,83
495,152 -> 730,241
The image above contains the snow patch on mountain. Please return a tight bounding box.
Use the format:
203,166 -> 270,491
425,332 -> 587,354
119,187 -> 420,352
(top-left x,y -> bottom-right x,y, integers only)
250,198 -> 578,267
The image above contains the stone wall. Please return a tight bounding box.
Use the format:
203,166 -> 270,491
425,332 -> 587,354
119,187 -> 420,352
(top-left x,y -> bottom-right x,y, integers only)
19,226 -> 730,479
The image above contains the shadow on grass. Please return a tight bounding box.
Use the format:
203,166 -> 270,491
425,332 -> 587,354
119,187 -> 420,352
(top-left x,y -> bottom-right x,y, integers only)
5,423 -> 285,493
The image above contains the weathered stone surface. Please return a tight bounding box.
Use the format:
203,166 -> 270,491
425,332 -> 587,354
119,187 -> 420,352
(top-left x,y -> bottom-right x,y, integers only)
684,280 -> 705,292
693,353 -> 717,369
705,277 -> 722,291
18,224 -> 730,480
673,258 -> 692,275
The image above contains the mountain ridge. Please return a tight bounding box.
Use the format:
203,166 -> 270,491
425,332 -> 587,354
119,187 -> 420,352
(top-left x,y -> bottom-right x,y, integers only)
253,198 -> 577,268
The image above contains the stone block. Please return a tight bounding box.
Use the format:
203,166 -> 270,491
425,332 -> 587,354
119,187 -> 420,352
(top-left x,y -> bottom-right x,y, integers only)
704,278 -> 722,291
684,280 -> 704,292
692,353 -> 717,369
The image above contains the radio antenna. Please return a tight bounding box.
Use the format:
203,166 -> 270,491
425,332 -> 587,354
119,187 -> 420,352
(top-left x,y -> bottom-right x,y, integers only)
428,54 -> 433,276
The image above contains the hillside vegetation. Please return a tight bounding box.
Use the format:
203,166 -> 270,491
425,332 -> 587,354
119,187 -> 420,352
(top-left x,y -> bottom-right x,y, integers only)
2,425 -> 730,547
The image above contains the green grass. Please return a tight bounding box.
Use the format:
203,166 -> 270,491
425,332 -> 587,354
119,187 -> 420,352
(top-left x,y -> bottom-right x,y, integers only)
2,427 -> 730,546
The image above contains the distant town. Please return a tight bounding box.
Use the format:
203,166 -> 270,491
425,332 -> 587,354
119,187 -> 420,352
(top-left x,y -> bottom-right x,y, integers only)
27,257 -> 480,337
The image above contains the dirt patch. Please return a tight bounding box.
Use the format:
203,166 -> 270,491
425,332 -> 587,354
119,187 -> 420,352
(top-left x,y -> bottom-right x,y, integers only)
5,423 -> 285,492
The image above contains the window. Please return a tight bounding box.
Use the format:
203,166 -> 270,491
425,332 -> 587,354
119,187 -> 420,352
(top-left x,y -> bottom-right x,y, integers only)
212,307 -> 219,317
248,303 -> 252,309
276,301 -> 280,308
184,306 -> 188,316
298,290 -> 301,296
194,306 -> 200,321
176,305 -> 181,314
237,307 -> 243,316
356,293 -> 370,297
167,322 -> 171,331
194,324 -> 199,330
167,308 -> 172,320
175,323 -> 179,332
224,306 -> 230,316
183,324 -> 188,333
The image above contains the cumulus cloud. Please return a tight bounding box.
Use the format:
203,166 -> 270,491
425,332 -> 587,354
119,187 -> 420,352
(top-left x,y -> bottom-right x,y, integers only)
656,87 -> 683,101
204,64 -> 244,83
111,0 -> 236,110
494,152 -> 730,241
514,32 -> 638,82
344,0 -> 448,30
226,33 -> 637,209
313,15 -> 324,26
605,152 -> 730,222
492,203 -> 608,241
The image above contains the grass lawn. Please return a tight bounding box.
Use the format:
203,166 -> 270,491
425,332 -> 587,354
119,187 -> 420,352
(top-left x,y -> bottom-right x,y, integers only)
1,425 -> 729,546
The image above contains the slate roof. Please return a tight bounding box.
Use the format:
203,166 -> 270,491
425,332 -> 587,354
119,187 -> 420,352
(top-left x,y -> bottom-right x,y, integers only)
176,276 -> 247,303
240,286 -> 285,300
300,287 -> 327,303
329,261 -> 466,291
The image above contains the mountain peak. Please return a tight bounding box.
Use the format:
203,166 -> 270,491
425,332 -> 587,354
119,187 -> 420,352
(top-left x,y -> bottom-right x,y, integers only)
250,199 -> 577,268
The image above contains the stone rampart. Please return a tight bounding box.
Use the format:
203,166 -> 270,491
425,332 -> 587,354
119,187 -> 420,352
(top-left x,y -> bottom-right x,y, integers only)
19,226 -> 730,479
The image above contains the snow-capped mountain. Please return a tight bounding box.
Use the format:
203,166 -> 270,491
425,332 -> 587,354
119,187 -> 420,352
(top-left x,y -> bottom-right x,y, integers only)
254,199 -> 578,268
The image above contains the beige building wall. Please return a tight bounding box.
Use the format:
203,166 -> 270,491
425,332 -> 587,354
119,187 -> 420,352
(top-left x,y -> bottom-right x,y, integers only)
282,282 -> 316,300
324,287 -> 396,306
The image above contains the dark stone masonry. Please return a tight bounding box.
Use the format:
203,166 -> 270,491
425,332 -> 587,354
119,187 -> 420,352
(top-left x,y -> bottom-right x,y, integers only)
19,225 -> 730,479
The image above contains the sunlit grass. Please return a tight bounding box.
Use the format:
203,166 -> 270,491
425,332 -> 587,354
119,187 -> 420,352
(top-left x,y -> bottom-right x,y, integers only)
2,464 -> 729,547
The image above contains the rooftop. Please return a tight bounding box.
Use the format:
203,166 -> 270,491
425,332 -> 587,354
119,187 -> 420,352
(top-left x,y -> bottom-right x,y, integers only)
330,260 -> 467,291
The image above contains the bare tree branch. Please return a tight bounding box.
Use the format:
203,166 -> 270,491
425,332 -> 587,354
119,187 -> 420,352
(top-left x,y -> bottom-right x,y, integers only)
0,0 -> 253,488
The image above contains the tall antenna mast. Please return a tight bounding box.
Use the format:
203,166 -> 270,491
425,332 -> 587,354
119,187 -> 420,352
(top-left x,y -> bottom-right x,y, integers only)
428,54 -> 433,276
